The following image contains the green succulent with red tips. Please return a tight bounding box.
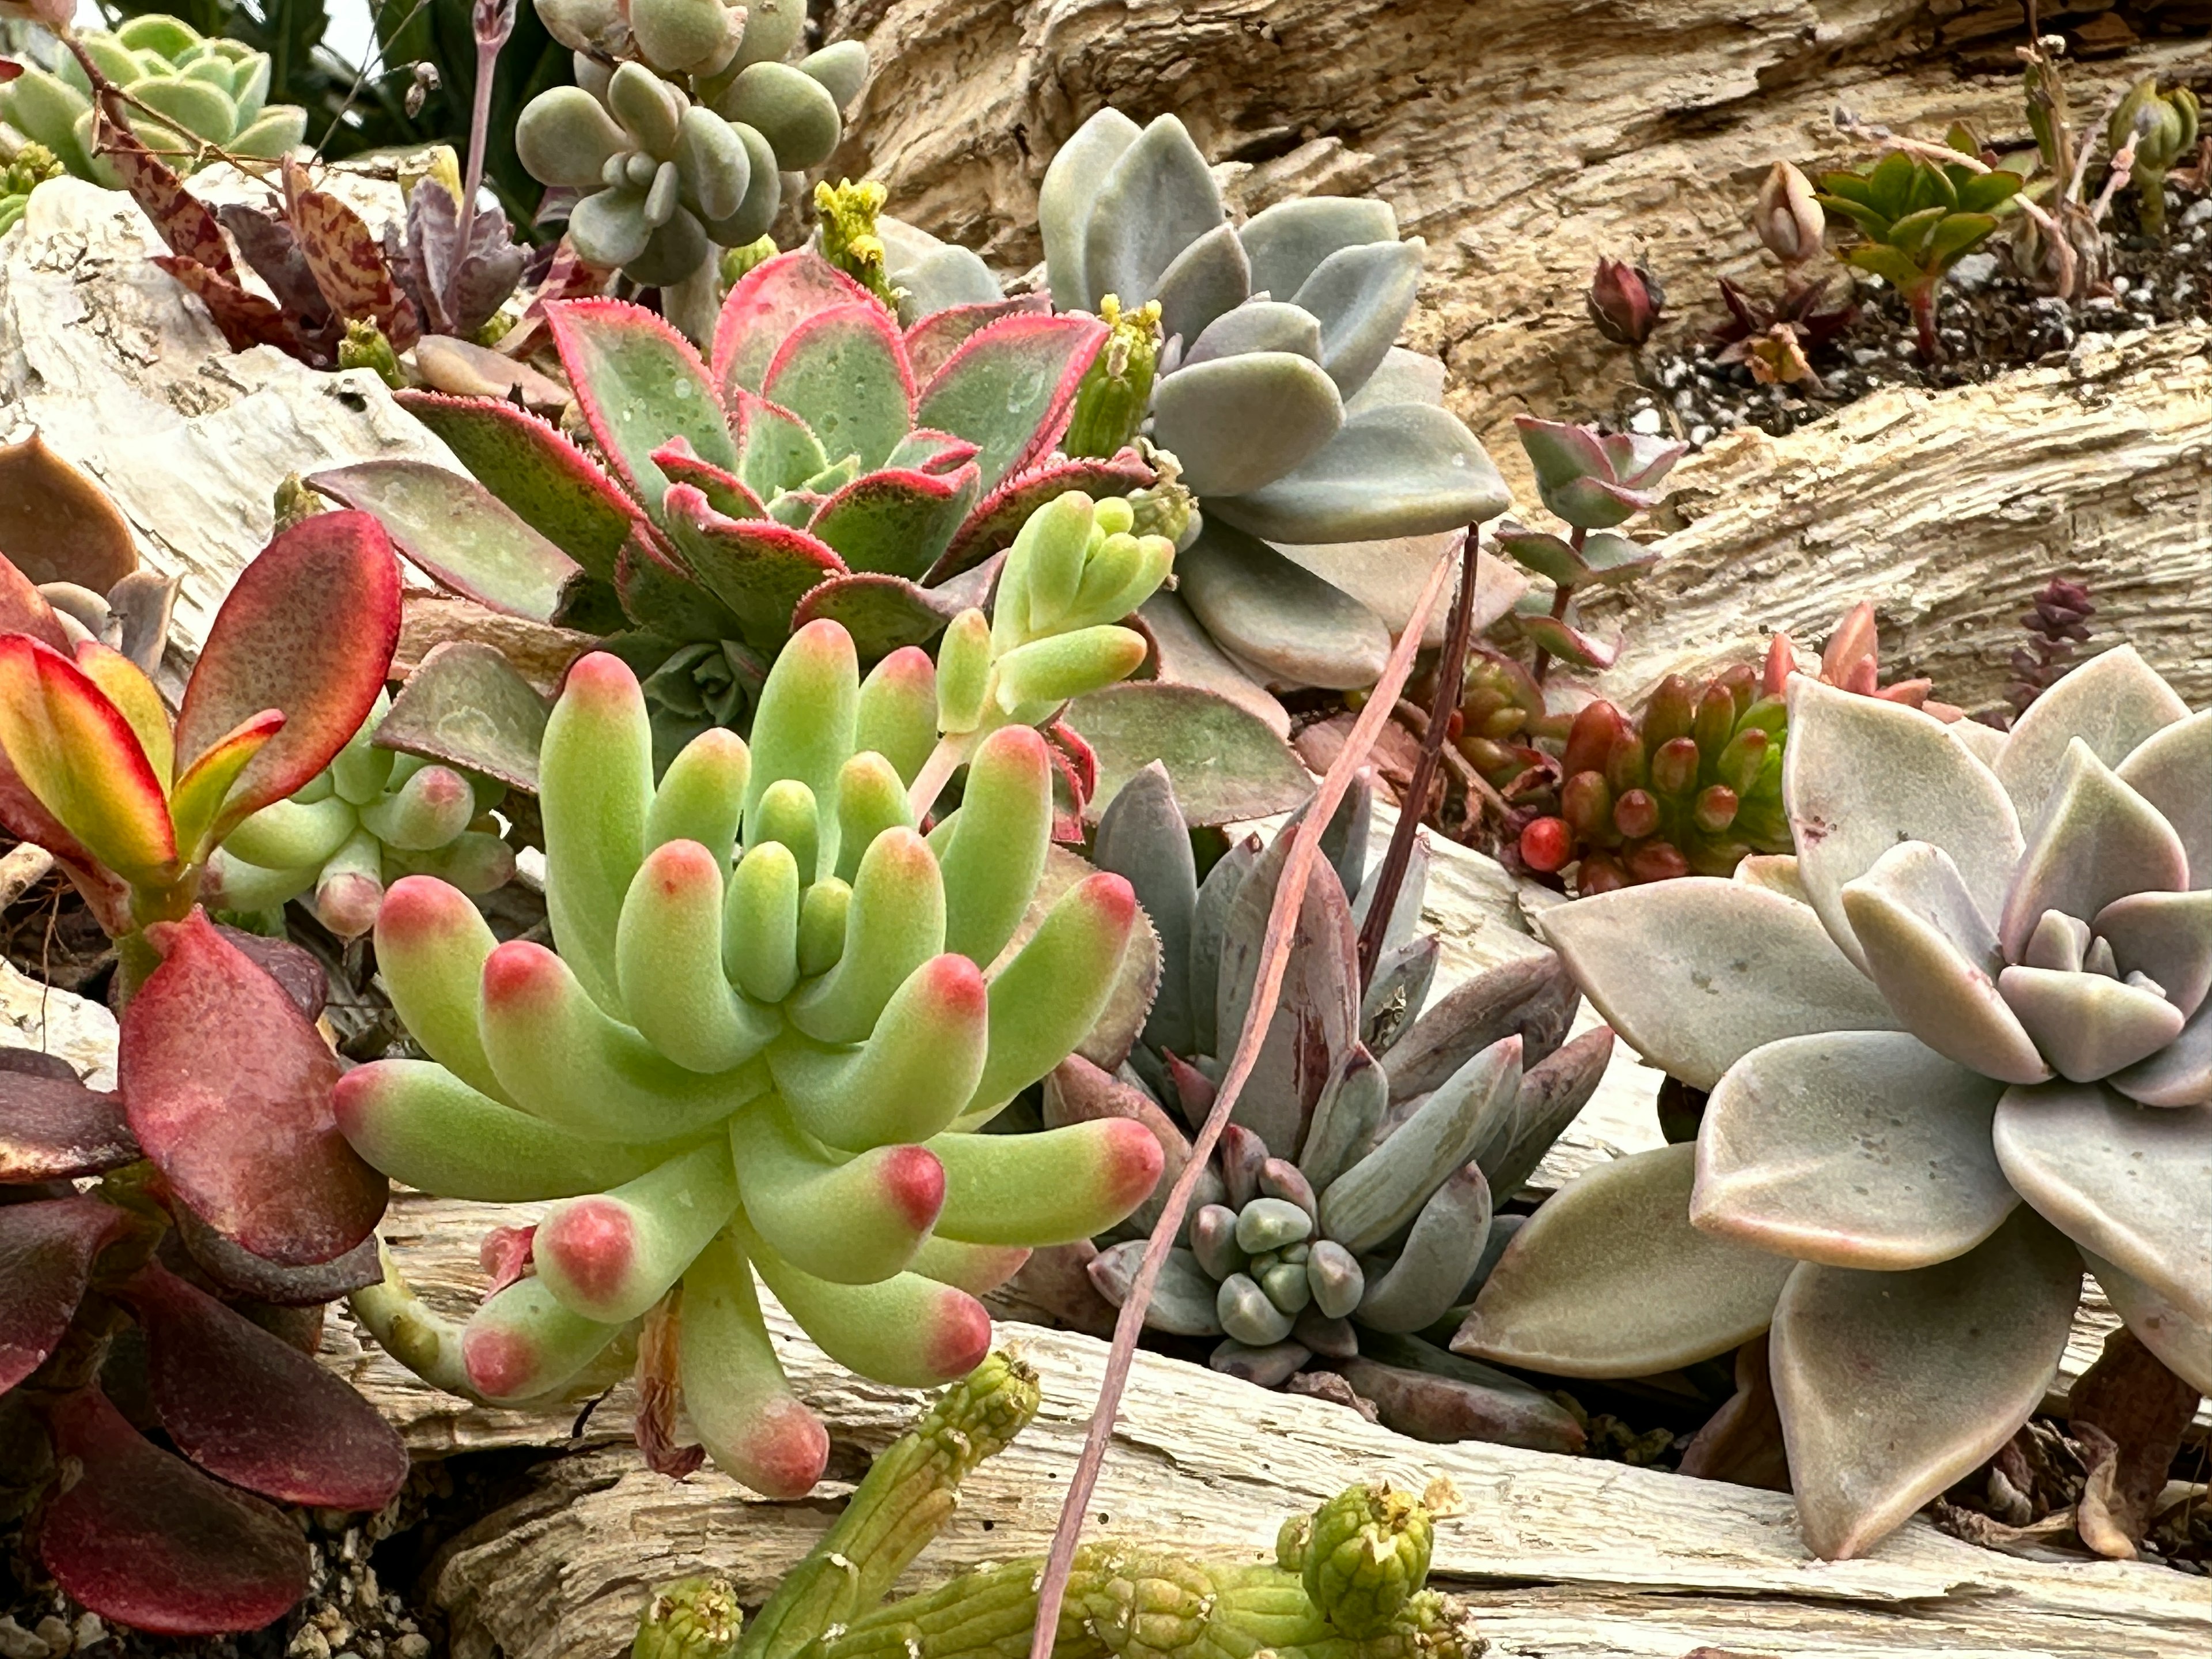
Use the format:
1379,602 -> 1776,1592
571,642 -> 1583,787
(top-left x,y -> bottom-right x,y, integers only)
343,493 -> 1172,1497
319,248 -> 1156,768
0,516 -> 410,1636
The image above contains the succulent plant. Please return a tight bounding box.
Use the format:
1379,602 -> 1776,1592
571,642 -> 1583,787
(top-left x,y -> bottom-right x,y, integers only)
0,428 -> 178,680
1710,274 -> 1855,392
513,0 -> 866,305
320,251 -> 1158,766
339,516 -> 1171,1499
889,109 -> 1513,696
1490,416 -> 1683,683
0,514 -> 408,1633
1751,161 -> 1825,270
0,139 -> 62,238
0,14 -> 307,184
2108,75 -> 2199,240
1585,257 -> 1662,348
1067,764 -> 1605,1449
204,689 -> 516,940
1457,646 -> 2212,1559
1815,142 -> 2024,361
1998,575 -> 2096,724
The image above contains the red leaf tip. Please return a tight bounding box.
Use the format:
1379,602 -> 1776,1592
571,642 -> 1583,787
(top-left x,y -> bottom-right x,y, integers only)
1099,1117 -> 1167,1208
924,1288 -> 993,1378
539,1198 -> 635,1304
878,1145 -> 947,1232
480,940 -> 565,1009
726,1395 -> 831,1498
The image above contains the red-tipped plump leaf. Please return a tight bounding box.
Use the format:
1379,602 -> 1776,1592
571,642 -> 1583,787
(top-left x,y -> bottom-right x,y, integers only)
104,127 -> 236,281
790,571 -> 967,659
0,1060 -> 137,1181
710,248 -> 876,402
915,312 -> 1108,493
118,1262 -> 408,1508
546,298 -> 737,514
396,391 -> 641,580
284,160 -> 419,350
662,484 -> 846,653
36,1385 -> 311,1637
0,634 -> 176,882
173,511 -> 400,830
0,554 -> 73,652
154,257 -> 305,359
311,459 -> 580,623
652,438 -> 768,520
806,464 -> 981,579
930,448 -> 1157,581
904,296 -> 1053,386
0,1197 -> 128,1392
118,911 -> 387,1267
760,301 -> 918,474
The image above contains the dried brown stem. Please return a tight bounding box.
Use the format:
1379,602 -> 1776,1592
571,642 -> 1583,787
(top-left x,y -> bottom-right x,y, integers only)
1021,541 -> 1461,1659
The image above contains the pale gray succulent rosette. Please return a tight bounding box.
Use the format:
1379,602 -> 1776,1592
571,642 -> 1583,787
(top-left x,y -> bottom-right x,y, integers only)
1456,645 -> 2210,1559
887,111 -> 1513,694
516,0 -> 865,291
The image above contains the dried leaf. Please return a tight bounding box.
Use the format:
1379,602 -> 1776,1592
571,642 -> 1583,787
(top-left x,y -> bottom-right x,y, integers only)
0,431 -> 138,591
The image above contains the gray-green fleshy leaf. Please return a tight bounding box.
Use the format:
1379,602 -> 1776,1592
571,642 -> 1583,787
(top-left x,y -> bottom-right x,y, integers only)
1184,301 -> 1323,368
1536,877 -> 1904,1093
1994,645 -> 2189,834
1038,108 -> 1141,314
1768,1207 -> 2083,1560
1692,1030 -> 2016,1270
2116,710 -> 2211,891
1992,1081 -> 2211,1323
1996,966 -> 2183,1082
796,39 -> 868,109
2096,888 -> 2212,1018
1840,841 -> 2048,1085
1090,761 -> 1198,1054
570,187 -> 653,269
1997,738 -> 2188,963
1151,223 -> 1252,353
1067,683 -> 1310,829
1172,521 -> 1389,692
1289,238 -> 1423,395
1454,1142 -> 1795,1377
1238,196 -> 1399,305
1320,1041 -> 1518,1253
2113,994 -> 2211,1107
1151,351 -> 1343,499
1783,675 -> 2023,974
1081,113 -> 1224,313
718,61 -> 840,172
1209,404 -> 1510,546
1346,346 -> 1446,415
673,105 -> 748,222
309,459 -> 578,624
374,641 -> 551,794
2085,1249 -> 2212,1395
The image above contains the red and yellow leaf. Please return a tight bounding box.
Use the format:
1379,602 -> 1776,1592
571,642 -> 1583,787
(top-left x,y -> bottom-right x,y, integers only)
0,635 -> 175,882
73,639 -> 173,786
167,709 -> 285,862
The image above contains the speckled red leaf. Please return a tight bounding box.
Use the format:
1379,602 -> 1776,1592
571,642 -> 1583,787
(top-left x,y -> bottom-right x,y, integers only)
152,257 -> 304,360
105,126 -> 235,281
0,1060 -> 137,1182
214,924 -> 328,1021
285,160 -> 420,349
172,510 -> 400,831
117,1262 -> 407,1508
928,448 -> 1157,582
35,1385 -> 310,1636
118,910 -> 388,1267
0,1196 -> 128,1392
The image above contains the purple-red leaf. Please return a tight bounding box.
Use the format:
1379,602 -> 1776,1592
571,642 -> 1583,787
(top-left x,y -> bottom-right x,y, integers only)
36,1385 -> 311,1637
710,248 -> 876,402
215,204 -> 329,330
214,924 -> 329,1021
0,1196 -> 127,1392
104,126 -> 235,281
396,390 -> 641,581
662,485 -> 846,653
118,1262 -> 408,1508
168,1203 -> 380,1306
310,459 -> 579,624
173,511 -> 400,831
0,634 -> 176,882
790,571 -> 966,658
914,312 -> 1108,493
284,159 -> 420,350
118,911 -> 388,1267
547,297 -> 737,513
904,296 -> 1053,387
806,464 -> 980,579
0,1063 -> 137,1182
929,448 -> 1156,582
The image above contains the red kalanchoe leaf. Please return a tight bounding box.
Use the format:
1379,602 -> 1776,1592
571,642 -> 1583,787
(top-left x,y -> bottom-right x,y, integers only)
119,910 -> 388,1267
0,634 -> 176,884
0,554 -> 74,652
284,158 -> 421,350
35,1384 -> 312,1636
173,510 -> 400,833
151,257 -> 305,359
0,1196 -> 130,1392
0,1061 -> 138,1182
115,1262 -> 407,1509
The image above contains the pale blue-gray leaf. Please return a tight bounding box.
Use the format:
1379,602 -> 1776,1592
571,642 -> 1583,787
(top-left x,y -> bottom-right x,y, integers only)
1998,738 -> 2188,963
1995,645 -> 2189,834
1152,223 -> 1252,353
2117,709 -> 2211,892
1173,520 -> 1390,692
1082,113 -> 1225,313
1290,237 -> 1423,395
1037,107 -> 1140,312
1184,300 -> 1323,368
1151,351 -> 1343,498
1239,195 -> 1399,303
1209,404 -> 1510,545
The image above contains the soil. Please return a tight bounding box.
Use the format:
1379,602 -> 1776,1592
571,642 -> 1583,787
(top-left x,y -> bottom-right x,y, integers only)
1606,187 -> 2212,452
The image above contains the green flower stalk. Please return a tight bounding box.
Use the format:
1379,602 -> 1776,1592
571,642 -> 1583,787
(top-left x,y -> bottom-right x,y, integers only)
815,177 -> 900,310
1062,295 -> 1162,460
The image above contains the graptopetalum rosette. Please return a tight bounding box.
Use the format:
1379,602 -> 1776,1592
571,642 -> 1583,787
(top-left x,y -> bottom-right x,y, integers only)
340,493 -> 1173,1496
1455,646 -> 2210,1558
0,516 -> 408,1634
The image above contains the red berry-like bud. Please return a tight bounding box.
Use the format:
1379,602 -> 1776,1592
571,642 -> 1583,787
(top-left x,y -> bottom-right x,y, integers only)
1694,785 -> 1740,834
1650,734 -> 1701,798
1563,701 -> 1628,779
1587,257 -> 1663,347
1624,840 -> 1691,883
1604,729 -> 1647,796
1577,851 -> 1628,893
1613,787 -> 1660,840
1562,770 -> 1615,844
1520,816 -> 1574,874
1643,675 -> 1698,749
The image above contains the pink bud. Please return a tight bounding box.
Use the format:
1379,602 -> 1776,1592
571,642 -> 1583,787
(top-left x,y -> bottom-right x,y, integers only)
1754,162 -> 1825,267
1586,257 -> 1663,347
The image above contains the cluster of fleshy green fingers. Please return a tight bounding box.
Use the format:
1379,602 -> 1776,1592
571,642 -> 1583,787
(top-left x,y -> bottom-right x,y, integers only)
203,692 -> 513,940
0,14 -> 306,185
336,616 -> 1165,1497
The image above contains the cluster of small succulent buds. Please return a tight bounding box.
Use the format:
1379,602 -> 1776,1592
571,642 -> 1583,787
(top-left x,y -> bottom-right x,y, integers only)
2109,75 -> 2199,238
205,690 -> 515,938
1585,257 -> 1664,348
0,141 -> 63,238
1710,162 -> 1855,392
2000,575 -> 2096,723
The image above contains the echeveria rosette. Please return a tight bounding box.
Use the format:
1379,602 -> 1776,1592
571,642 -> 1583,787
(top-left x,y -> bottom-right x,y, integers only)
912,108 -> 1512,693
338,593 -> 1166,1499
1460,645 -> 2211,1559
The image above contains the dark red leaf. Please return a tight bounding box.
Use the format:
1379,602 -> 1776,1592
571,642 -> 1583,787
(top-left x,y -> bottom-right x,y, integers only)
215,203 -> 331,331
36,1385 -> 310,1635
0,1065 -> 137,1182
119,910 -> 388,1267
284,159 -> 420,350
102,127 -> 235,281
152,257 -> 306,362
173,510 -> 400,830
213,925 -> 328,1021
0,61 -> 22,84
168,1203 -> 380,1306
0,1197 -> 128,1392
117,1262 -> 407,1508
